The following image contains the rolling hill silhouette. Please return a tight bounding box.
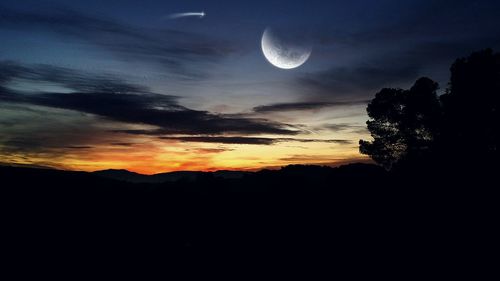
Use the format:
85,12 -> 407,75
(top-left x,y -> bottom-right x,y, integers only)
93,169 -> 249,183
2,162 -> 389,192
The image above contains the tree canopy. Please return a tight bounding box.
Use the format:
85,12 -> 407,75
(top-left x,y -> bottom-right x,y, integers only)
360,49 -> 499,172
360,78 -> 441,169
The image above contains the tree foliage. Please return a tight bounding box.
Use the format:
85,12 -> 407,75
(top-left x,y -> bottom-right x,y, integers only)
360,49 -> 499,171
440,49 -> 499,161
360,78 -> 441,169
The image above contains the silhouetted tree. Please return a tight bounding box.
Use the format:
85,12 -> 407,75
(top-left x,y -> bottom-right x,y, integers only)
360,78 -> 441,169
359,88 -> 407,169
361,49 -> 499,175
439,49 -> 499,167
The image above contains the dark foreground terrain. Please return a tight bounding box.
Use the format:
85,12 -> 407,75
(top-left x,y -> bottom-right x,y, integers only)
1,164 -> 496,274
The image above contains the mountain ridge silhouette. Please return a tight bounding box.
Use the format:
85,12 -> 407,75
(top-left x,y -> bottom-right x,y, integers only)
93,169 -> 251,183
1,162 -> 388,192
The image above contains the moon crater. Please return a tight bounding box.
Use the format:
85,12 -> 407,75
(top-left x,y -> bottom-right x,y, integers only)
261,28 -> 311,69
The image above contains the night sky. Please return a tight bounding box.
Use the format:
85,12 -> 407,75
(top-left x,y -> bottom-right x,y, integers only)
1,0 -> 500,173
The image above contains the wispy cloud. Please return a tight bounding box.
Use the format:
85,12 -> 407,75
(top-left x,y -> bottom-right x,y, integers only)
297,64 -> 421,100
160,136 -> 352,145
0,62 -> 300,142
317,123 -> 368,134
0,7 -> 234,78
166,12 -> 205,19
253,100 -> 369,113
277,155 -> 373,166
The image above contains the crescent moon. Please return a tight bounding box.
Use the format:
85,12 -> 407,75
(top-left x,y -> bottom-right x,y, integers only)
261,28 -> 311,70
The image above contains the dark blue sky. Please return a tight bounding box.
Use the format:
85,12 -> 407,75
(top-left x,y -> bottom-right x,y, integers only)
2,1 -> 499,101
1,0 -> 500,172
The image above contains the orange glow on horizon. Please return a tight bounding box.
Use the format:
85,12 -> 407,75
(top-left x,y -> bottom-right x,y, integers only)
2,138 -> 372,174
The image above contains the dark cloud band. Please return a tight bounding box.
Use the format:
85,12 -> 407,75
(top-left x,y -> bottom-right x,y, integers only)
159,136 -> 352,145
0,62 -> 299,137
253,100 -> 369,113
